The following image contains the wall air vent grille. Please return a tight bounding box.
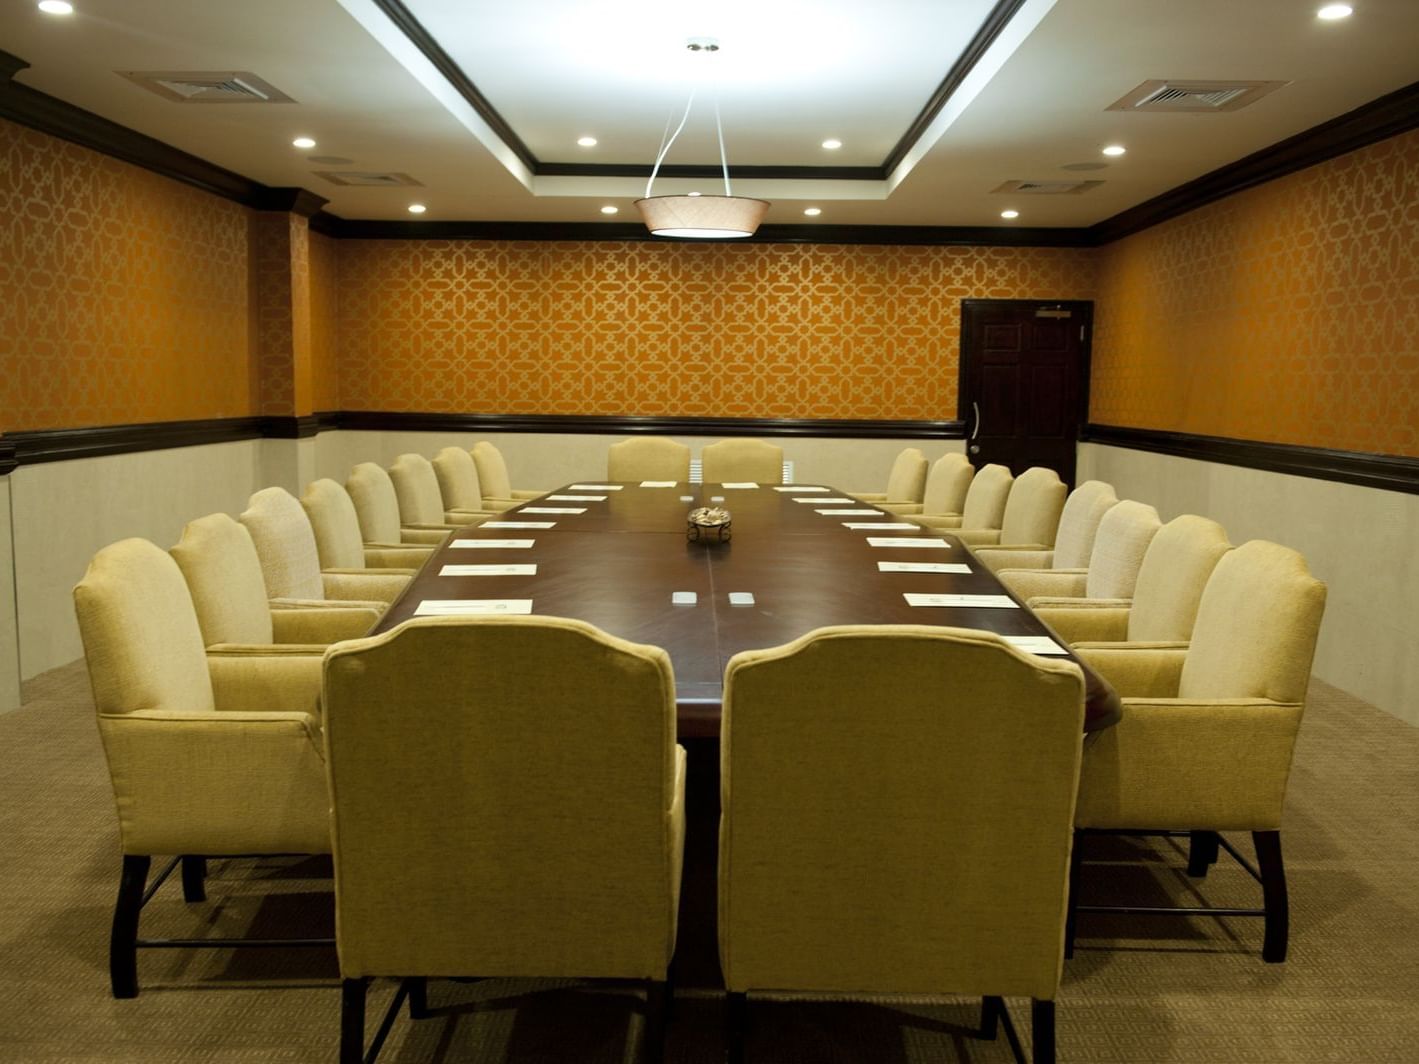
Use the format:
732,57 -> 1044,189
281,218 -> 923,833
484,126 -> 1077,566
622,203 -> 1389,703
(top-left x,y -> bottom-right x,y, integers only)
1108,79 -> 1288,113
314,172 -> 424,188
992,180 -> 1104,196
118,70 -> 294,103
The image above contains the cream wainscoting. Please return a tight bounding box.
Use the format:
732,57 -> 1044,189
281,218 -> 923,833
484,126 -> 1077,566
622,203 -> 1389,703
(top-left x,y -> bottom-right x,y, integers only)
1077,442 -> 1419,727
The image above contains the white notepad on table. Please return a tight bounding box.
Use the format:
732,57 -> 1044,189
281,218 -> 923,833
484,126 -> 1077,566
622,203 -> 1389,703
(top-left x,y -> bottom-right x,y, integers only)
903,593 -> 1017,609
480,521 -> 555,529
816,508 -> 882,516
844,522 -> 920,530
439,564 -> 537,576
570,484 -> 622,491
877,561 -> 970,574
720,482 -> 759,489
773,486 -> 829,492
450,538 -> 535,549
867,537 -> 950,549
547,495 -> 606,501
640,481 -> 678,488
794,496 -> 854,504
519,507 -> 586,514
414,599 -> 533,616
1003,635 -> 1069,655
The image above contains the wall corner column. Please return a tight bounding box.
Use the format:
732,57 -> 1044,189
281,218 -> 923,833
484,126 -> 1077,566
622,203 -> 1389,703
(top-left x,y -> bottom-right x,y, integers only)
0,438 -> 21,713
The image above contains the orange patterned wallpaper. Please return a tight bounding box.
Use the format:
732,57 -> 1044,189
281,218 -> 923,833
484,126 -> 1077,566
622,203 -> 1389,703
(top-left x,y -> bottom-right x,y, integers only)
335,241 -> 1097,420
309,230 -> 341,412
0,118 -> 257,433
1091,127 -> 1419,458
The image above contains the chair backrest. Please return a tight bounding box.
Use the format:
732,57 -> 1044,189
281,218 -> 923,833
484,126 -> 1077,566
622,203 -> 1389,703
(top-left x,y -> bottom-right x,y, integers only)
959,463 -> 1014,529
170,514 -> 277,646
323,615 -> 681,979
700,438 -> 784,484
719,625 -> 1084,999
346,463 -> 404,545
1082,500 -> 1162,600
74,538 -> 215,718
388,453 -> 446,525
433,446 -> 485,512
301,479 -> 369,570
1127,515 -> 1232,642
998,467 -> 1067,547
1052,481 -> 1118,569
919,454 -> 974,516
240,487 -> 326,601
471,441 -> 513,499
882,448 -> 929,504
607,436 -> 691,482
1180,541 -> 1327,705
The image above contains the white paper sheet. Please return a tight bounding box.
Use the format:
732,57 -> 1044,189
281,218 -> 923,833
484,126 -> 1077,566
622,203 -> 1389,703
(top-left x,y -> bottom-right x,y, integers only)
773,486 -> 829,492
519,507 -> 586,514
876,561 -> 971,574
547,495 -> 606,501
439,564 -> 536,576
449,539 -> 535,549
1003,635 -> 1069,655
671,591 -> 698,605
867,537 -> 950,549
569,484 -> 622,490
794,496 -> 855,504
640,481 -> 678,488
719,482 -> 759,489
414,599 -> 533,616
844,522 -> 920,530
903,593 -> 1017,609
816,508 -> 883,516
480,521 -> 555,529
728,592 -> 755,606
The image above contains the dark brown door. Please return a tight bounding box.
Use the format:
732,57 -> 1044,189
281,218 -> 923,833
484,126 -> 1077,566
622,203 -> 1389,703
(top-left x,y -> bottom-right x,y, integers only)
959,299 -> 1091,486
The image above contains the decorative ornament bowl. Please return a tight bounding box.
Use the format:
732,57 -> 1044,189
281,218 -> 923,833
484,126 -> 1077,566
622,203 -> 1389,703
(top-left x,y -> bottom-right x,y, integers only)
687,506 -> 732,544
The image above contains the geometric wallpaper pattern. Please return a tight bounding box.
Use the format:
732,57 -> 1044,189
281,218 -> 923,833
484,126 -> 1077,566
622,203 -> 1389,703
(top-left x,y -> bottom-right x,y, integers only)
1091,126 -> 1419,458
309,230 -> 341,413
336,241 -> 1099,421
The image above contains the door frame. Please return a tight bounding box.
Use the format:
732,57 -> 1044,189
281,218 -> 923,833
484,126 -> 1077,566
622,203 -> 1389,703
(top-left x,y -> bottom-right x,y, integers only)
957,297 -> 1095,447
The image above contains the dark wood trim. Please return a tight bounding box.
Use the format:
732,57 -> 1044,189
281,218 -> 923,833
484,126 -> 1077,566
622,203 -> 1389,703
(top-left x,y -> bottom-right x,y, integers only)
1081,424 -> 1419,497
254,188 -> 330,217
0,438 -> 16,477
883,0 -> 1028,176
1089,79 -> 1419,245
367,0 -> 537,173
330,411 -> 965,440
535,162 -> 885,181
258,414 -> 325,439
0,48 -> 30,83
5,417 -> 271,466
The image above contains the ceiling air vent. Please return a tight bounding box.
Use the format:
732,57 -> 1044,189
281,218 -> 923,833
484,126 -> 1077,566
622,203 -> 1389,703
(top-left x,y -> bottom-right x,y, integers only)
118,70 -> 294,103
1108,79 -> 1288,113
992,179 -> 1104,195
314,171 -> 424,188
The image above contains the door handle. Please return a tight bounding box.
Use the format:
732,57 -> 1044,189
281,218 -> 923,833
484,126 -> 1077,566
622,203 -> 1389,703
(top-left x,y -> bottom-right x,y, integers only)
969,402 -> 981,454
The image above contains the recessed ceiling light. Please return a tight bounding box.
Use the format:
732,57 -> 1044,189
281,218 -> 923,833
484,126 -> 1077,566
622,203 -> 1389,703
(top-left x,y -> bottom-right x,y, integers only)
1102,144 -> 1126,157
1000,209 -> 1020,220
600,205 -> 619,215
291,136 -> 316,150
38,0 -> 74,13
821,139 -> 842,150
577,136 -> 598,147
803,207 -> 822,217
407,203 -> 427,215
1317,4 -> 1353,19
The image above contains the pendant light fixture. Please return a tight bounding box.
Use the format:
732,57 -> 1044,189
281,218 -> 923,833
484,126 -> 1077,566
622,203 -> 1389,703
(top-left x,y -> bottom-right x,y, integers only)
635,40 -> 769,239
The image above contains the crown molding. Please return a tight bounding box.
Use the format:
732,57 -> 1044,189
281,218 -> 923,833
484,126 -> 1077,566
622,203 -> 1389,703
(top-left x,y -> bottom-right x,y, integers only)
254,188 -> 330,217
330,411 -> 966,439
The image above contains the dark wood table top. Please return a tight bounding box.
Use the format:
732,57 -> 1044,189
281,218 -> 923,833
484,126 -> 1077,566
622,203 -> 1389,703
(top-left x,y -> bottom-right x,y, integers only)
373,483 -> 1122,736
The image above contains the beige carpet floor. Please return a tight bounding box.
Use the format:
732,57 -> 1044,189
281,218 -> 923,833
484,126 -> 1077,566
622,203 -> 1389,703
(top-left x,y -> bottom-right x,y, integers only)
1,661 -> 1416,1062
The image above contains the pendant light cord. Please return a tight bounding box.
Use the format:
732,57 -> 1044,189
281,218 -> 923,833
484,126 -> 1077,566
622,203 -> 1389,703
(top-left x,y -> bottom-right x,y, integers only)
645,89 -> 696,199
714,97 -> 732,196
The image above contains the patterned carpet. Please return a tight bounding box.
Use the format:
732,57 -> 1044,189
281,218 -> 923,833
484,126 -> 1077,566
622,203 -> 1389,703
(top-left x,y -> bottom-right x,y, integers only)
1,660 -> 1416,1062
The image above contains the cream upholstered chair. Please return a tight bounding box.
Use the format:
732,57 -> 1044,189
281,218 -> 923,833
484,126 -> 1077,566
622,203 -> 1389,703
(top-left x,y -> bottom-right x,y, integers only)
997,500 -> 1161,604
241,487 -> 412,607
1068,540 -> 1327,963
975,480 -> 1118,574
929,465 -> 1064,548
720,625 -> 1085,1064
700,438 -> 784,484
389,453 -> 491,528
889,453 -> 973,518
74,539 -> 329,998
607,436 -> 692,482
1031,515 -> 1231,647
432,445 -> 516,515
171,514 -> 376,696
301,479 -> 434,572
912,462 -> 1012,534
347,462 -> 459,548
470,440 -> 544,506
324,616 -> 685,1063
849,447 -> 929,506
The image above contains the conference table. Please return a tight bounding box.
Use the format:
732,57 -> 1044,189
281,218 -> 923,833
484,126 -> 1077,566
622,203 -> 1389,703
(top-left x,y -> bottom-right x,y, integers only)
372,480 -> 1122,732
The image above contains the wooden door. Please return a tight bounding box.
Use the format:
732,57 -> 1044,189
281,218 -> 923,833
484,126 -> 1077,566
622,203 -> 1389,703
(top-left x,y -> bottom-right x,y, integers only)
959,299 -> 1091,486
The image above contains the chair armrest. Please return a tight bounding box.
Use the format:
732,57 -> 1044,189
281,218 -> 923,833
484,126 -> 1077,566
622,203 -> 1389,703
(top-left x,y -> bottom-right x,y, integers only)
972,547 -> 1055,573
271,606 -> 379,643
1073,644 -> 1187,699
997,569 -> 1088,600
398,527 -> 452,546
953,528 -> 1004,546
444,509 -> 493,524
1031,602 -> 1132,644
96,710 -> 329,856
913,514 -> 963,529
666,744 -> 687,946
888,502 -> 922,515
205,647 -> 324,716
362,545 -> 432,568
1075,698 -> 1305,831
847,491 -> 888,502
320,572 -> 408,604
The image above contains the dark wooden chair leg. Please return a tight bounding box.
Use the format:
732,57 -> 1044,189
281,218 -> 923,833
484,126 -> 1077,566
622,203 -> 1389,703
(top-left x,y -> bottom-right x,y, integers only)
1064,830 -> 1083,959
643,979 -> 668,1064
341,977 -> 368,1064
180,855 -> 207,902
726,990 -> 748,1064
1254,830 -> 1289,963
1031,999 -> 1055,1064
406,976 -> 429,1019
1186,831 -> 1220,877
980,995 -> 1002,1039
110,854 -> 150,999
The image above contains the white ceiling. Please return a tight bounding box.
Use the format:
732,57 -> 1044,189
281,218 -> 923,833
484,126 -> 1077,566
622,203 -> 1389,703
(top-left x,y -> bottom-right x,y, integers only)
4,0 -> 1418,228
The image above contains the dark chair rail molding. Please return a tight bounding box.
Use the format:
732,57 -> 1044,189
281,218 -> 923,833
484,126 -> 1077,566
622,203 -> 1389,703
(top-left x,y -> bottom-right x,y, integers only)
0,438 -> 16,477
1082,424 -> 1419,497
